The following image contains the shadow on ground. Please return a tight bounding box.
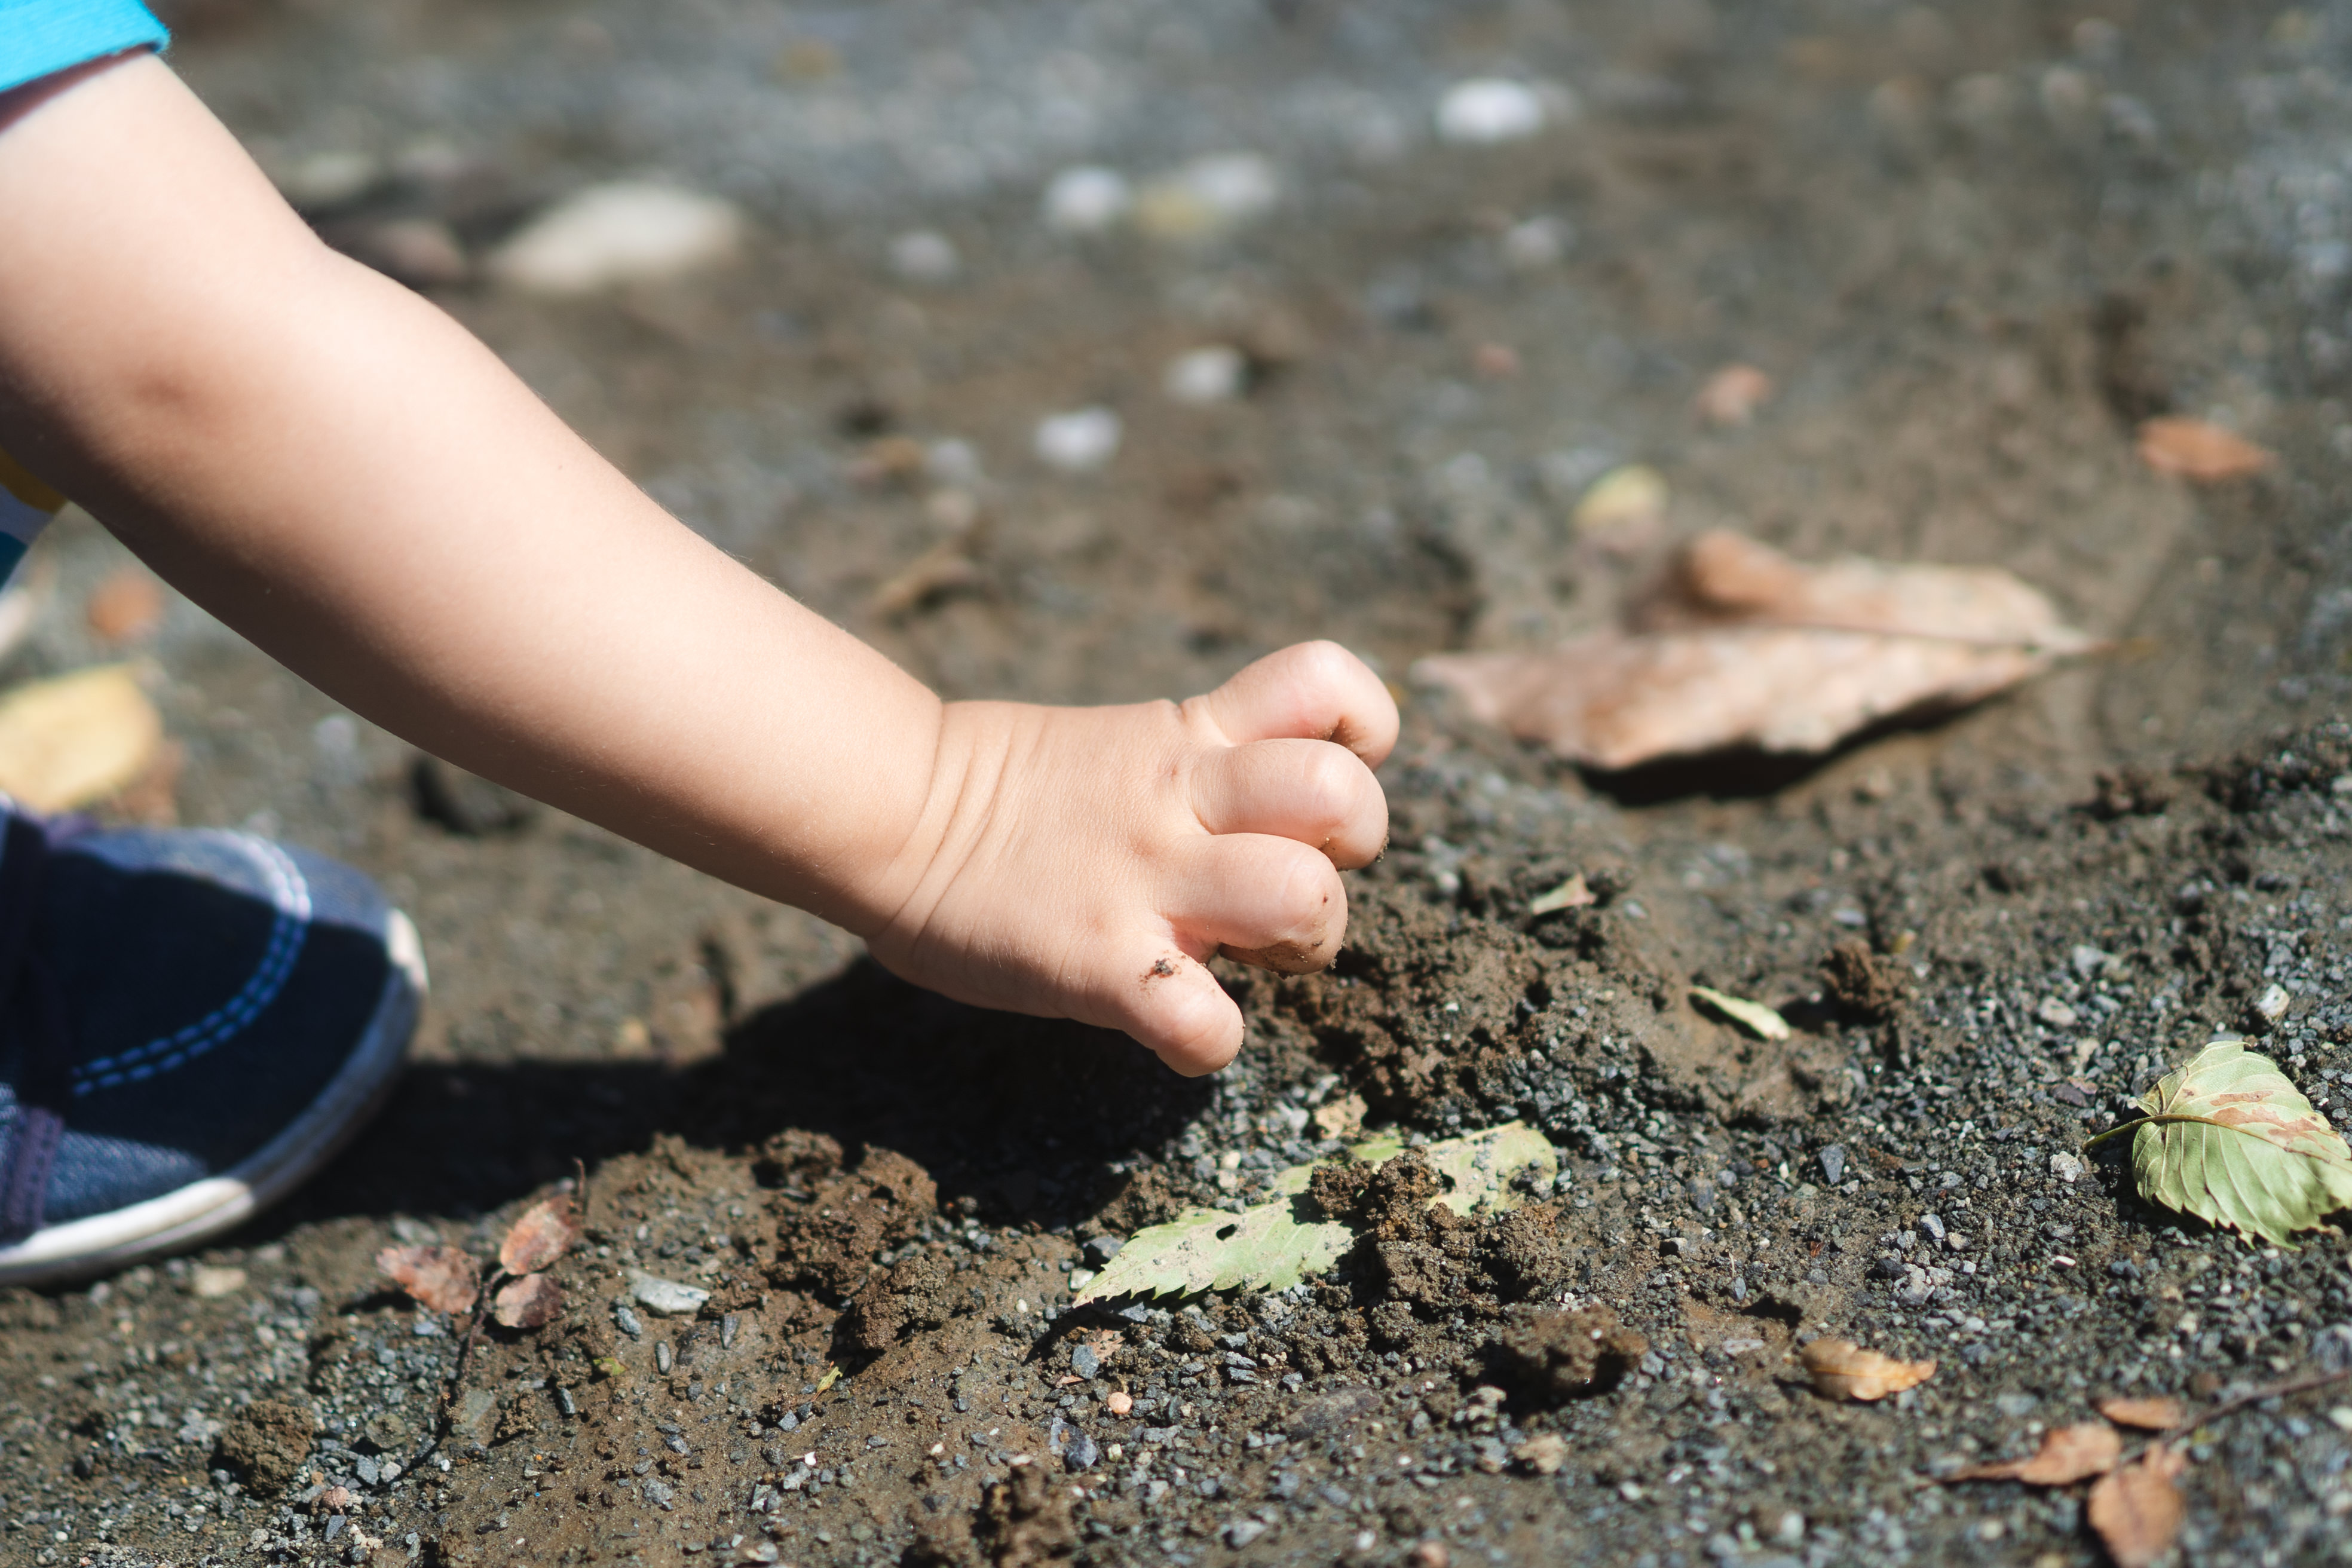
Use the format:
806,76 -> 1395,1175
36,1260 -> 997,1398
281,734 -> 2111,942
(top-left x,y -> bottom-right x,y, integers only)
250,959 -> 1217,1240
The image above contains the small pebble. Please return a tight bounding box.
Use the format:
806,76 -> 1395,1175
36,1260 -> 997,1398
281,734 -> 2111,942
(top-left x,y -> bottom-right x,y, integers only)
887,230 -> 960,284
1042,166 -> 1132,234
487,183 -> 743,296
630,1272 -> 712,1316
1163,345 -> 1247,405
1034,408 -> 1122,473
657,1342 -> 675,1374
1437,79 -> 1550,145
1817,1145 -> 1846,1185
278,149 -> 379,207
1071,1345 -> 1101,1380
2257,984 -> 2292,1022
188,1264 -> 247,1299
2050,1152 -> 2087,1184
1500,216 -> 1571,270
614,1302 -> 645,1339
1106,1391 -> 1133,1416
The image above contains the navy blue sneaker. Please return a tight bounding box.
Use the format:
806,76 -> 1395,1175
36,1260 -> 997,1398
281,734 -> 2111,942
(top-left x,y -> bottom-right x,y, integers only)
0,809 -> 423,1285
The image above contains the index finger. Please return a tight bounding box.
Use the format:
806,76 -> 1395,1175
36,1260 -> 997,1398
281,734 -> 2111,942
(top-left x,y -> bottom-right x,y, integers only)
1187,640 -> 1399,766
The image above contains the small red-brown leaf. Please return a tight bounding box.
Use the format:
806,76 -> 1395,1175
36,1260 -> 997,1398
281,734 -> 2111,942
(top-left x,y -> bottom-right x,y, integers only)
2098,1395 -> 2189,1431
1947,1422 -> 2119,1485
1693,363 -> 1774,427
2136,416 -> 2274,482
86,568 -> 166,645
492,1272 -> 566,1329
375,1245 -> 479,1315
499,1193 -> 582,1276
2088,1441 -> 2188,1568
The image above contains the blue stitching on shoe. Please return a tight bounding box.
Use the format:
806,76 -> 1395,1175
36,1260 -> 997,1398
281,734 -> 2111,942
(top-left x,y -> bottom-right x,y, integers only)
70,835 -> 313,1095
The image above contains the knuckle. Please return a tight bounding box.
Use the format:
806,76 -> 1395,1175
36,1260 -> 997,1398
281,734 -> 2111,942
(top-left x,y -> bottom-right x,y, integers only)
1298,747 -> 1365,827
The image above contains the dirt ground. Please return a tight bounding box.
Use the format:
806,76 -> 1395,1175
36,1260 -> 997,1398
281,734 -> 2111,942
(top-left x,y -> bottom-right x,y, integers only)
15,2 -> 2352,1566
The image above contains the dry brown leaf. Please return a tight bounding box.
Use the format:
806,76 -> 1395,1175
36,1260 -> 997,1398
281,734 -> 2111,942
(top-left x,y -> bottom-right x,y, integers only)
869,538 -> 984,618
1799,1337 -> 1936,1401
375,1245 -> 480,1315
2098,1395 -> 2189,1431
1693,363 -> 1774,426
2136,416 -> 2273,482
492,1272 -> 566,1329
1947,1422 -> 2120,1484
85,569 -> 164,644
0,664 -> 164,811
1413,531 -> 2093,770
2088,1441 -> 2188,1568
498,1194 -> 583,1277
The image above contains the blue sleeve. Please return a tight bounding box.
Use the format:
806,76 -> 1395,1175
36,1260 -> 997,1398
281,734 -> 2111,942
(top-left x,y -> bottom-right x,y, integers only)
0,0 -> 169,96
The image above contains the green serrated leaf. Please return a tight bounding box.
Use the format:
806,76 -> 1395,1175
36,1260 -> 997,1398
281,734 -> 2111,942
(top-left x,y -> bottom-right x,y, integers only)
1075,1121 -> 1558,1304
2096,1036 -> 2352,1248
1690,985 -> 1791,1042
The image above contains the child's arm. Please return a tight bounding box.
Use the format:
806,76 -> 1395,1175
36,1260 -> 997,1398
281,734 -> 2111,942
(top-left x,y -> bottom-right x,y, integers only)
0,54 -> 1395,1074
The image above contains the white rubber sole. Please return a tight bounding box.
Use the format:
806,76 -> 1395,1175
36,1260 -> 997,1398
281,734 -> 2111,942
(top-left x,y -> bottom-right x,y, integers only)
0,909 -> 427,1287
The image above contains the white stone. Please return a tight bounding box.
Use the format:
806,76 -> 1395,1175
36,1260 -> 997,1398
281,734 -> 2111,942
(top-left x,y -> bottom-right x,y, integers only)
1042,166 -> 1132,235
189,1265 -> 246,1298
1034,408 -> 1122,472
629,1271 -> 712,1316
1500,215 -> 1572,270
888,229 -> 960,283
1437,79 -> 1549,145
487,183 -> 745,296
278,150 -> 380,208
1162,345 -> 1247,405
2257,983 -> 2293,1022
2050,1152 -> 2087,1184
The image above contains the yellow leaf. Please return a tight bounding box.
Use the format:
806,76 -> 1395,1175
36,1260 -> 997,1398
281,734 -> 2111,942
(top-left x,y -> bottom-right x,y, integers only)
0,664 -> 162,811
1572,464 -> 1668,535
1529,874 -> 1595,915
1691,985 -> 1791,1042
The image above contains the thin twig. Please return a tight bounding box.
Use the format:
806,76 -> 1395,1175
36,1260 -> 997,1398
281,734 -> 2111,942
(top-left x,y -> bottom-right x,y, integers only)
2137,1365 -> 2352,1459
441,1265 -> 507,1413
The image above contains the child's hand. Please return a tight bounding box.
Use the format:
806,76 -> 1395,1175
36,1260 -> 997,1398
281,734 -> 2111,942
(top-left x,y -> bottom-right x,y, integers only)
0,61 -> 1385,1082
856,642 -> 1396,1076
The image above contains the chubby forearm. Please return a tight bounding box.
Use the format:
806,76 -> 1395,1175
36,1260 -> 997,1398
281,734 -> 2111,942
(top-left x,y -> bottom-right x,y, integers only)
0,56 -> 941,926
